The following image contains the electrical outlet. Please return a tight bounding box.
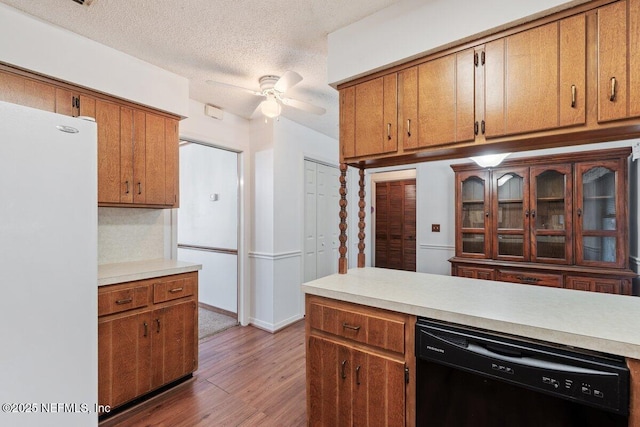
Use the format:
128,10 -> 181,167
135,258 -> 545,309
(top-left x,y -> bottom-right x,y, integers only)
432,224 -> 441,232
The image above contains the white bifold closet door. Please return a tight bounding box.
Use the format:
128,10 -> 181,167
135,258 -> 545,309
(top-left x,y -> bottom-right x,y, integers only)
304,160 -> 340,282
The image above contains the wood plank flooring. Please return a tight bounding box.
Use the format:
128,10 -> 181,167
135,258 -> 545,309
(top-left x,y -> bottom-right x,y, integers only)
103,320 -> 307,427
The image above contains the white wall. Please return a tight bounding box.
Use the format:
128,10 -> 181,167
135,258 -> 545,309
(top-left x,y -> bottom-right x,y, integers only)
250,116 -> 339,331
178,99 -> 252,323
0,4 -> 188,116
327,0 -> 588,85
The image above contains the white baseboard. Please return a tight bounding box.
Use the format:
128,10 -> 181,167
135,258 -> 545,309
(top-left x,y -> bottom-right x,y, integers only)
249,313 -> 304,333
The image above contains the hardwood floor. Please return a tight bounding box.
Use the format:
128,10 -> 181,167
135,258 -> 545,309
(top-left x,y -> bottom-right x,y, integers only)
103,320 -> 307,427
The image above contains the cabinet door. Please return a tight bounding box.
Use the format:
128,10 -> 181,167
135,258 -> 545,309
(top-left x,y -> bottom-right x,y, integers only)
566,276 -> 622,294
352,75 -> 397,158
95,98 -> 122,204
413,49 -> 475,148
340,86 -> 356,159
144,112 -> 167,205
597,0 -> 640,121
307,336 -> 351,426
165,118 -> 179,207
150,300 -> 197,389
485,20 -> 584,137
455,170 -> 491,258
55,88 -> 79,117
399,66 -> 418,150
133,110 -> 147,204
98,312 -> 152,410
455,265 -> 495,280
0,70 -> 56,112
352,348 -> 405,427
574,159 -> 627,268
492,167 -> 530,261
529,164 -> 573,264
120,107 -> 135,204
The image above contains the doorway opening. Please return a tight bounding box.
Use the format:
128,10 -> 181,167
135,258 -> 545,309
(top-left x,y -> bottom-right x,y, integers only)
177,139 -> 240,338
372,170 -> 417,272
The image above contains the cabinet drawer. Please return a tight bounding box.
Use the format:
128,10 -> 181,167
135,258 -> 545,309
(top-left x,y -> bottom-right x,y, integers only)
98,285 -> 149,316
308,299 -> 406,354
497,270 -> 563,288
153,276 -> 195,303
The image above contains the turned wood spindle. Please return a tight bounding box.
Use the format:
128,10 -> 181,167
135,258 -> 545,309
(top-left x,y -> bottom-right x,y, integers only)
338,163 -> 348,274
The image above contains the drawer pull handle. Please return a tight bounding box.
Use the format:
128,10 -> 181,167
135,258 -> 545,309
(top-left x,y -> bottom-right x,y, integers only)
342,323 -> 361,332
169,287 -> 184,293
341,360 -> 348,380
516,275 -> 541,283
115,298 -> 133,305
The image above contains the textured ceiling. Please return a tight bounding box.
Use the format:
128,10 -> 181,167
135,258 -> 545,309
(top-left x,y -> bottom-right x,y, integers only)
0,0 -> 400,139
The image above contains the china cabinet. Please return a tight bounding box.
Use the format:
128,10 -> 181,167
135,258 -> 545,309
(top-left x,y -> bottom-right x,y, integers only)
450,148 -> 635,295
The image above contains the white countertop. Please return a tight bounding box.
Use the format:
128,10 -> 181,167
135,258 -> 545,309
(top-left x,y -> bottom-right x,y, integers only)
98,258 -> 202,286
302,267 -> 640,360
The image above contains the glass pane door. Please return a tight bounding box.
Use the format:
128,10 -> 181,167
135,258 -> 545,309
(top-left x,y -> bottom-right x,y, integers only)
577,163 -> 620,266
530,165 -> 572,264
457,171 -> 490,258
493,167 -> 529,260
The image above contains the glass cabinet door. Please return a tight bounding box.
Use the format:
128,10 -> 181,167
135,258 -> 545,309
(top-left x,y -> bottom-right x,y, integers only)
456,170 -> 490,258
492,167 -> 529,261
575,159 -> 625,268
530,165 -> 572,264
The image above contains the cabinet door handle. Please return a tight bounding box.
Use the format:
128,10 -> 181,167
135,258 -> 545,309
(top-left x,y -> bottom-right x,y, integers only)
485,211 -> 490,218
156,318 -> 161,333
610,77 -> 617,102
115,298 -> 132,305
481,120 -> 485,135
169,287 -> 184,293
407,119 -> 411,137
341,360 -> 348,380
577,208 -> 582,217
342,322 -> 361,332
387,123 -> 392,140
356,365 -> 361,385
524,210 -> 530,218
143,321 -> 148,338
474,121 -> 479,136
531,209 -> 536,218
137,182 -> 142,195
125,180 -> 130,194
571,85 -> 577,108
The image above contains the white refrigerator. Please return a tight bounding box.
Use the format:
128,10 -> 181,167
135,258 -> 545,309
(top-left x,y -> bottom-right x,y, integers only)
0,101 -> 98,427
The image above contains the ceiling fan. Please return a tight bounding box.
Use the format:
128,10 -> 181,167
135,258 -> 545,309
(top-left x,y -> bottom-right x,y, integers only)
206,71 -> 326,118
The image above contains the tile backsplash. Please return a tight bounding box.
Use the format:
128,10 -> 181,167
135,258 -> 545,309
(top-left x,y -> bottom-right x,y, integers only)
98,207 -> 167,264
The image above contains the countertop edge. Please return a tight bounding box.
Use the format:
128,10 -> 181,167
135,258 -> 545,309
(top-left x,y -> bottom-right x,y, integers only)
302,278 -> 640,361
98,259 -> 202,286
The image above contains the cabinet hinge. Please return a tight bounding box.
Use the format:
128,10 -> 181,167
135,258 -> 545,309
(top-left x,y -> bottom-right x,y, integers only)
481,51 -> 486,66
405,366 -> 409,384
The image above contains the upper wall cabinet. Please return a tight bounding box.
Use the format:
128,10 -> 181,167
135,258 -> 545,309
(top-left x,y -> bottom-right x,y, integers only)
0,66 -> 179,208
484,14 -> 586,138
597,0 -> 640,122
400,49 -> 476,150
341,74 -> 397,159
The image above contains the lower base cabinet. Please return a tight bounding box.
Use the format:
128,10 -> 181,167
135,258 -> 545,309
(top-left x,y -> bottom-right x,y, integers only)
98,272 -> 198,412
306,295 -> 415,426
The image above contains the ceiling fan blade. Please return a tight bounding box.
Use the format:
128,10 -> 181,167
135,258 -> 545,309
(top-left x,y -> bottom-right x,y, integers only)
206,80 -> 263,96
274,71 -> 303,93
281,97 -> 326,115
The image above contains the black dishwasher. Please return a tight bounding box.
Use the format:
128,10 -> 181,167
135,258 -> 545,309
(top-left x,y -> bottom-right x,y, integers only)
415,318 -> 629,427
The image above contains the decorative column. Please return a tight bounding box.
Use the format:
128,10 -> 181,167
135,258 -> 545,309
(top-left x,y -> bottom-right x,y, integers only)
338,163 -> 348,274
358,167 -> 366,268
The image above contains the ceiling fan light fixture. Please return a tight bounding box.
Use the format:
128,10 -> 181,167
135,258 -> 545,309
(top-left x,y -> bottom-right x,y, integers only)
261,96 -> 281,118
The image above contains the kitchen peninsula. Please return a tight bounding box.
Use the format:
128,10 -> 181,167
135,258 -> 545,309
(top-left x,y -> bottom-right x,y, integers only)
303,267 -> 640,426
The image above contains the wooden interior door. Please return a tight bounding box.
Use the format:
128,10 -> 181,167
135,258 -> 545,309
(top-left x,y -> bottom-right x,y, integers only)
375,179 -> 416,271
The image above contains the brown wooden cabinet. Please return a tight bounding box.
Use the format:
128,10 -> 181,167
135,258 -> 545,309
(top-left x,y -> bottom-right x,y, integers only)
484,14 -> 586,138
306,295 -> 415,426
98,272 -> 198,411
0,66 -> 179,208
597,0 -> 640,123
451,148 -> 636,295
341,75 -> 397,159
